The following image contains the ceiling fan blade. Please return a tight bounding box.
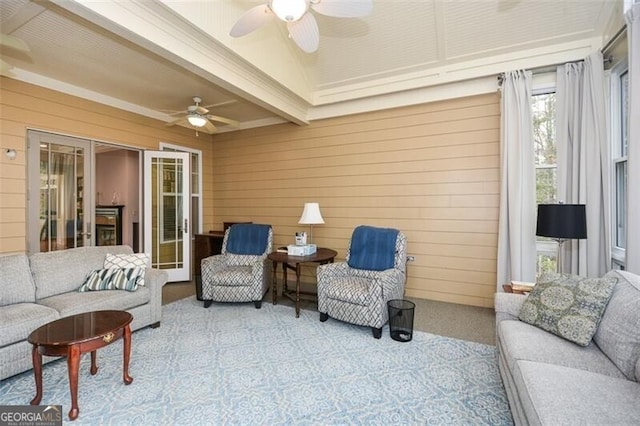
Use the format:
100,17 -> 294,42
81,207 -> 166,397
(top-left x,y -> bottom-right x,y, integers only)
202,100 -> 237,109
310,0 -> 372,18
287,13 -> 319,53
206,115 -> 239,127
230,4 -> 273,37
166,117 -> 188,126
195,106 -> 209,115
0,33 -> 30,52
203,120 -> 217,133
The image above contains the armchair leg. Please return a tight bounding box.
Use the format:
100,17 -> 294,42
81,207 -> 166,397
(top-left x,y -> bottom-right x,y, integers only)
254,301 -> 262,309
319,312 -> 328,322
372,327 -> 382,339
203,300 -> 213,308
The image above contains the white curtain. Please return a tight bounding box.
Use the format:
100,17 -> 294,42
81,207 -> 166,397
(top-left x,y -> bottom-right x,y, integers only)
556,52 -> 610,277
497,70 -> 537,289
626,4 -> 640,273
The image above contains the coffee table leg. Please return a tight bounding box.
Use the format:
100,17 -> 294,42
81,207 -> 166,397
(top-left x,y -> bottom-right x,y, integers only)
90,351 -> 98,375
123,325 -> 133,385
30,345 -> 42,405
67,345 -> 80,420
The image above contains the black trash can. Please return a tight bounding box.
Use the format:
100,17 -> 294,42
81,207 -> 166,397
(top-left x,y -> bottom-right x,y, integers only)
387,299 -> 415,342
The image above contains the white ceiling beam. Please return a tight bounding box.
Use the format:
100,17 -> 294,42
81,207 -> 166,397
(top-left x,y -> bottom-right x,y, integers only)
50,0 -> 310,125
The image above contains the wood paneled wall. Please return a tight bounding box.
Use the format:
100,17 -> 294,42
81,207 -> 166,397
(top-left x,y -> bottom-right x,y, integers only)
1,77 -> 499,307
211,93 -> 500,307
0,77 -> 213,254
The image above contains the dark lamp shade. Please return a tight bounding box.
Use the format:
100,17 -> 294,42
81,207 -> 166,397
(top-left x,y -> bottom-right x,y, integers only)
536,204 -> 587,240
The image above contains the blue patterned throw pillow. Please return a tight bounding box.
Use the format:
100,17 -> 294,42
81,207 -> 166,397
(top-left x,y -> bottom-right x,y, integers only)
79,267 -> 142,292
518,273 -> 617,346
104,253 -> 149,286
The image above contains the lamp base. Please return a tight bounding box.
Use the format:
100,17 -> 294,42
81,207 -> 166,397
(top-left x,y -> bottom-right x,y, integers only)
556,239 -> 566,273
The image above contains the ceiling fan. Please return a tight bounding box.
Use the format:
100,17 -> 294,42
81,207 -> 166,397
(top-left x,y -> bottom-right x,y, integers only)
0,33 -> 30,74
229,0 -> 372,53
166,97 -> 239,135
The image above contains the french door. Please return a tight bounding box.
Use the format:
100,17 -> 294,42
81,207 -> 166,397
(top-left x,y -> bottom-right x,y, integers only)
27,131 -> 93,253
143,151 -> 191,281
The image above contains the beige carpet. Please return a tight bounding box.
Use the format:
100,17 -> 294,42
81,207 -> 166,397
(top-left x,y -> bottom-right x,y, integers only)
162,280 -> 496,345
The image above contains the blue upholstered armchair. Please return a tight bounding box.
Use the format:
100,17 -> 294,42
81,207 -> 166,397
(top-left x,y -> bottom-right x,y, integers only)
201,224 -> 273,309
317,226 -> 408,338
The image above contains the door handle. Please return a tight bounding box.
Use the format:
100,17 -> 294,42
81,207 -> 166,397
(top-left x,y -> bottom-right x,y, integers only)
86,221 -> 92,239
184,218 -> 188,233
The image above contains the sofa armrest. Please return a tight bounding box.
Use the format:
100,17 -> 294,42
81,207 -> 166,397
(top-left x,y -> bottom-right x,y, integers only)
495,292 -> 527,323
144,268 -> 168,326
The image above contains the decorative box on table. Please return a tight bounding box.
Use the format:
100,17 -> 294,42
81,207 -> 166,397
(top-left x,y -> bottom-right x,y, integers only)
287,244 -> 317,256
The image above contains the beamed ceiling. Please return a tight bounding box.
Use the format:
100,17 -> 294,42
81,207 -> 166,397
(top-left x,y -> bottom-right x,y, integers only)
0,0 -> 625,133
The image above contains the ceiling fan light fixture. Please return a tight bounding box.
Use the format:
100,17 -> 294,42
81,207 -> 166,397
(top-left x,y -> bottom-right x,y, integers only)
187,113 -> 207,128
271,0 -> 307,22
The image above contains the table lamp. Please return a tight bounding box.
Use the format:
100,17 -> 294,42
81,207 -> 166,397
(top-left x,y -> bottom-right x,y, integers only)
536,203 -> 587,273
298,202 -> 324,246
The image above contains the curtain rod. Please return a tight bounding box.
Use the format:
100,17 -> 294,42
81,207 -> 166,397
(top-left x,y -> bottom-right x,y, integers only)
497,52 -> 614,86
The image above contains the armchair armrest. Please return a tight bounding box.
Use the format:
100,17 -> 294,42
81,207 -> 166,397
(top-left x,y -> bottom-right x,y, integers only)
201,254 -> 227,273
368,268 -> 406,299
317,261 -> 349,282
495,292 -> 527,323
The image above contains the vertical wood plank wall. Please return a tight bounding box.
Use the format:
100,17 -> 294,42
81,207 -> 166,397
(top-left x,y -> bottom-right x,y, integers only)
211,93 -> 500,308
0,77 -> 213,254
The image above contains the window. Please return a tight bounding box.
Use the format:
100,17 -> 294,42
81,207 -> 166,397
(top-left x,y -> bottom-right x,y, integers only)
532,92 -> 558,273
611,66 -> 629,269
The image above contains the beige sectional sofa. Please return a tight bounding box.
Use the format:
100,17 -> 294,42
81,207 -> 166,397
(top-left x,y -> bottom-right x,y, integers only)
0,245 -> 168,381
495,270 -> 640,425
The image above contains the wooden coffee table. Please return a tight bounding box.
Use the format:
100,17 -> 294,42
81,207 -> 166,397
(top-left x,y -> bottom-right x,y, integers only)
268,248 -> 338,317
28,310 -> 133,421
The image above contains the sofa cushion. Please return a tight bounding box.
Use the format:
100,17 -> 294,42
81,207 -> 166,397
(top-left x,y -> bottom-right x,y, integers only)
518,273 -> 616,346
104,253 -> 150,286
38,286 -> 150,318
30,245 -> 133,300
594,270 -> 640,381
78,267 -> 142,292
498,320 -> 625,379
0,303 -> 59,347
514,360 -> 640,425
0,254 -> 36,306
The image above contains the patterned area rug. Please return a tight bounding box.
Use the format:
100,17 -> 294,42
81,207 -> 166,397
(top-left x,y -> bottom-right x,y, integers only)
0,297 -> 513,425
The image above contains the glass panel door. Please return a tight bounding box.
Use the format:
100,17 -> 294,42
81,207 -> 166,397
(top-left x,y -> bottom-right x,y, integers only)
144,151 -> 191,281
28,131 -> 92,253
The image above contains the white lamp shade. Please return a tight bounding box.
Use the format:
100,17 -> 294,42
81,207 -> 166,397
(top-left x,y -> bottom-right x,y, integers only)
187,113 -> 207,127
298,202 -> 324,224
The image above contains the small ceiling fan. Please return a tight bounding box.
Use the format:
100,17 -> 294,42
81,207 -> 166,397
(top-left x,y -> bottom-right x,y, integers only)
0,33 -> 30,74
230,0 -> 372,53
166,97 -> 239,135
